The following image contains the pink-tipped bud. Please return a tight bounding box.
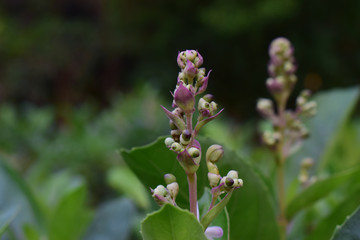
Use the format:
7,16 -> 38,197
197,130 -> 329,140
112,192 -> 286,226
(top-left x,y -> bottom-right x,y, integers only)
205,226 -> 223,240
184,60 -> 197,79
174,84 -> 195,113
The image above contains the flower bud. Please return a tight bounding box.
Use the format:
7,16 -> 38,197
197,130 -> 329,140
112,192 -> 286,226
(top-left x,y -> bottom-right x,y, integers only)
164,173 -> 177,184
205,226 -> 223,240
227,170 -> 238,179
167,182 -> 179,199
262,130 -> 280,146
207,161 -> 219,175
171,129 -> 181,142
165,137 -> 175,148
208,172 -> 221,188
188,147 -> 200,158
174,84 -> 195,113
257,98 -> 274,116
171,142 -> 183,152
266,78 -> 284,93
206,144 -> 224,163
183,60 -> 197,80
233,178 -> 244,187
302,101 -> 317,117
153,185 -> 168,197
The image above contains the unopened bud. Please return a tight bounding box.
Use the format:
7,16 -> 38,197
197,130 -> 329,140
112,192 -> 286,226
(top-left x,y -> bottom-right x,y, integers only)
233,178 -> 244,187
171,129 -> 181,142
266,78 -> 284,93
206,144 -> 224,163
165,137 -> 175,148
208,172 -> 221,188
302,101 -> 317,117
171,142 -> 183,152
227,170 -> 238,179
164,173 -> 177,184
188,147 -> 200,158
153,185 -> 168,197
257,98 -> 274,116
167,182 -> 179,199
263,130 -> 280,146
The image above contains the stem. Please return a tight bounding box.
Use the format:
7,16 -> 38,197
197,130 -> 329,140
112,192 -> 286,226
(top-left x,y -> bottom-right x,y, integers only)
187,172 -> 198,218
276,94 -> 288,240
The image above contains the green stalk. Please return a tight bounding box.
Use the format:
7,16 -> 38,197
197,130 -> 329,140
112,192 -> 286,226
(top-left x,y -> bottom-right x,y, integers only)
187,172 -> 198,219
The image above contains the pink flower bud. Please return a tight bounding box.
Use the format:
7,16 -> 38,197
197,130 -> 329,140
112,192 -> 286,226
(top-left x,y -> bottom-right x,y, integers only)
174,83 -> 195,113
183,60 -> 197,79
205,226 -> 223,240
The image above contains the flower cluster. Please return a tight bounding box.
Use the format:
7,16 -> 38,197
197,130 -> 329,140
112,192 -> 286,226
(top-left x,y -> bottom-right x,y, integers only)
257,38 -> 317,159
151,50 -> 243,238
162,50 -> 223,174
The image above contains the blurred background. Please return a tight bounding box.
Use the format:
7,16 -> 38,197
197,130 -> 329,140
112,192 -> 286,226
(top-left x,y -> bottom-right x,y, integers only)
0,0 -> 359,239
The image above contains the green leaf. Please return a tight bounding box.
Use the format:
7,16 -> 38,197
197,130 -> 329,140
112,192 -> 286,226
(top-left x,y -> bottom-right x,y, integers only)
330,205 -> 360,240
306,188 -> 360,240
198,188 -> 230,240
107,166 -> 150,209
0,159 -> 44,238
286,166 -> 360,219
0,207 -> 18,236
48,183 -> 93,240
141,204 -> 207,240
122,137 -> 280,240
288,86 -> 360,177
84,198 -> 137,240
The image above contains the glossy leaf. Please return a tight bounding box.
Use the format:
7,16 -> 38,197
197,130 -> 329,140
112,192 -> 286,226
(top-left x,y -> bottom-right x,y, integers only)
141,204 -> 207,240
330,205 -> 360,240
286,166 -> 360,219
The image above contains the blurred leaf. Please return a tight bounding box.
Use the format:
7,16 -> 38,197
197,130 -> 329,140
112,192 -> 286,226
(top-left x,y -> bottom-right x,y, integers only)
306,188 -> 360,240
0,207 -> 18,236
141,204 -> 207,240
330,205 -> 360,240
48,182 -> 92,240
122,136 -> 280,240
23,224 -> 41,240
84,198 -> 137,240
107,166 -> 150,209
198,188 -> 230,240
286,166 -> 360,219
288,87 -> 360,182
0,159 -> 44,238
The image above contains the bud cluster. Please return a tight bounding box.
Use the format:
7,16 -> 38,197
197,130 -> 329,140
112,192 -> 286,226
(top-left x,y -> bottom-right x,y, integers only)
298,157 -> 317,187
151,173 -> 179,206
206,145 -> 243,193
257,37 -> 317,158
267,37 -> 297,100
162,50 -> 223,174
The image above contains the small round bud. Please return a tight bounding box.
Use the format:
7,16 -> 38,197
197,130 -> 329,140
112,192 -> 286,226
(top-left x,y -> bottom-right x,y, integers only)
167,182 -> 179,199
182,129 -> 191,141
165,137 -> 175,148
208,172 -> 221,188
227,170 -> 238,179
171,129 -> 181,142
188,147 -> 200,158
206,144 -> 224,163
171,142 -> 183,152
153,185 -> 168,197
164,173 -> 177,184
233,178 -> 244,187
257,98 -> 274,116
